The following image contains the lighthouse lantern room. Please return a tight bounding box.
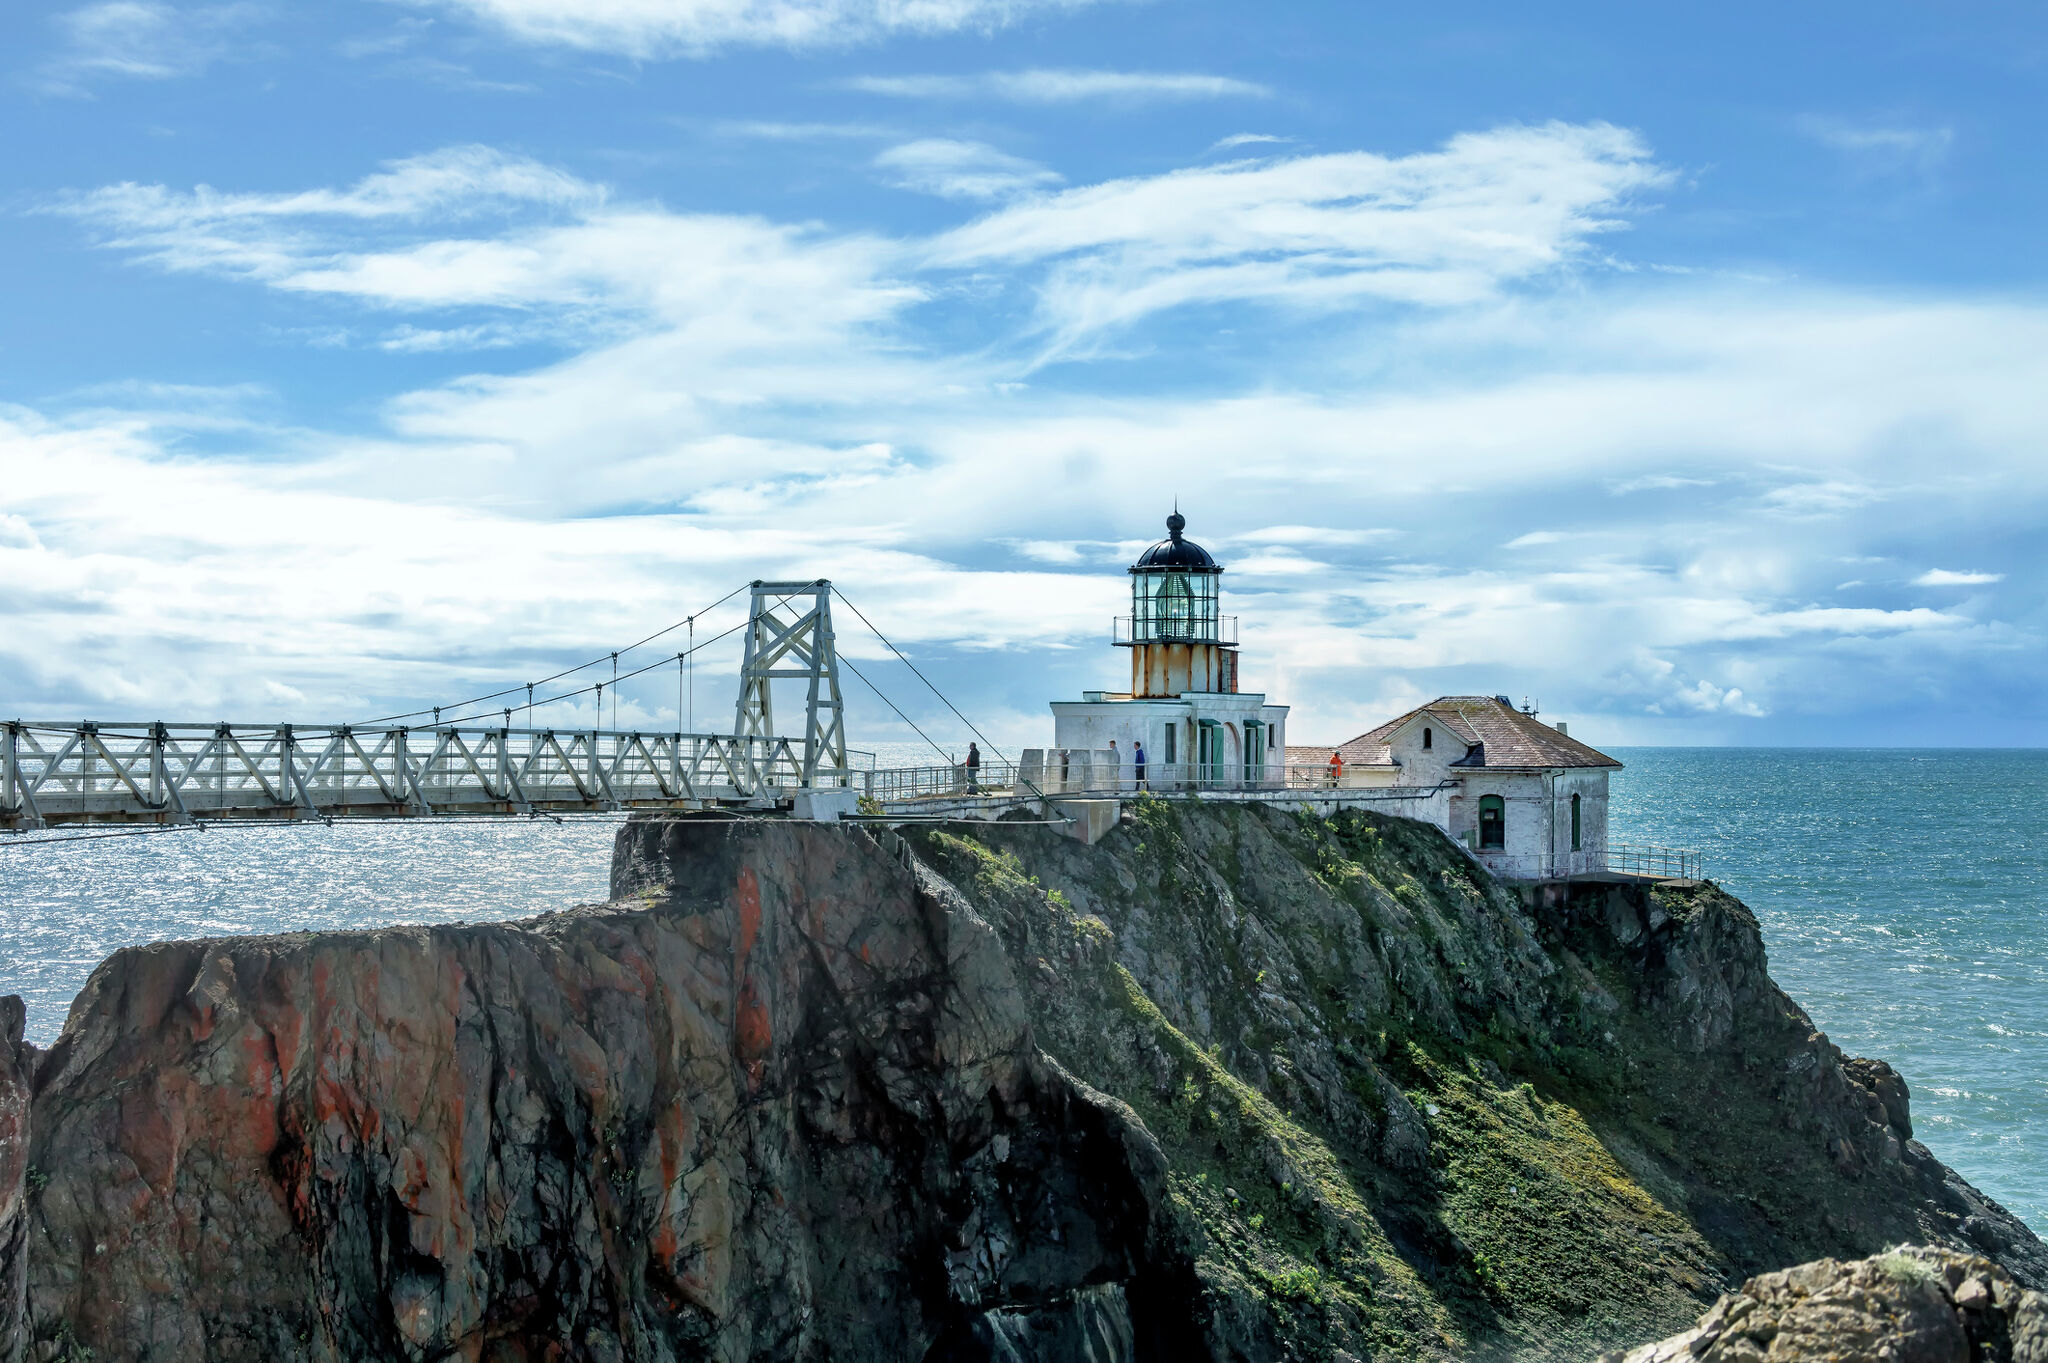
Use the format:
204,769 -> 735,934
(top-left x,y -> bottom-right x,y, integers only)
1119,510 -> 1239,697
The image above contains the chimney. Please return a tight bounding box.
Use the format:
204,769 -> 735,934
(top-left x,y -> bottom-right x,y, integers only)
1554,721 -> 1568,736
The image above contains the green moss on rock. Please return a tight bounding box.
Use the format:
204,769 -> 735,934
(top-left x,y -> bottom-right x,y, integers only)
906,800 -> 2044,1360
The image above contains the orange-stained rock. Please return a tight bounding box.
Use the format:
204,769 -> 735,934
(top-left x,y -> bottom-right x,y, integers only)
19,818 -> 1190,1362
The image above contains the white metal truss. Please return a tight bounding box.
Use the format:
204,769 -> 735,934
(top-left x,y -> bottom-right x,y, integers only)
732,580 -> 847,790
0,720 -> 807,829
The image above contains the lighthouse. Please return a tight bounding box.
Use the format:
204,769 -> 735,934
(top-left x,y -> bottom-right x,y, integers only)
1121,509 -> 1237,696
1042,512 -> 1288,789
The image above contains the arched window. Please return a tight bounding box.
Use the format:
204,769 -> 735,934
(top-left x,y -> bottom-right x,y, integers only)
1422,727 -> 1432,751
1478,794 -> 1505,850
1570,793 -> 1582,851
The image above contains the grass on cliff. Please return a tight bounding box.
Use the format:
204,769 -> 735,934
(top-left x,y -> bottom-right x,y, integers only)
910,803 -> 1774,1361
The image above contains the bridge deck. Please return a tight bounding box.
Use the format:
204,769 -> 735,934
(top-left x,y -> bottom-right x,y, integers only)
2,721 -> 845,828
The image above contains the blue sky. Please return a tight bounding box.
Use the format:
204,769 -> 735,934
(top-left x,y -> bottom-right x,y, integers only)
3,0 -> 2045,754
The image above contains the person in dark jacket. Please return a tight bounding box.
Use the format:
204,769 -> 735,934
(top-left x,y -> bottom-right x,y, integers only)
1133,740 -> 1147,789
965,742 -> 980,793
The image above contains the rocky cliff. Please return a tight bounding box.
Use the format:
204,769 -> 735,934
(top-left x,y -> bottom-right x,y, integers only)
5,802 -> 2042,1361
1599,1246 -> 2048,1363
2,998 -> 30,1363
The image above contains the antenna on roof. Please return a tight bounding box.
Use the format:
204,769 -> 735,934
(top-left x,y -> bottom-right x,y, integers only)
1521,696 -> 1538,715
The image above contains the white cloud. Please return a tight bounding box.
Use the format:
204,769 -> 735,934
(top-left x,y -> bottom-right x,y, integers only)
844,68 -> 1269,102
1609,473 -> 1714,494
1798,115 -> 1954,173
1504,530 -> 1568,548
928,122 -> 1669,349
26,132 -> 2048,745
1915,568 -> 2004,586
38,1 -> 265,91
378,56 -> 536,94
49,146 -> 604,286
1760,479 -> 1882,515
403,0 -> 1098,56
0,514 -> 42,550
1233,525 -> 1389,546
874,139 -> 1060,201
712,120 -> 895,141
336,19 -> 434,58
1209,133 -> 1292,154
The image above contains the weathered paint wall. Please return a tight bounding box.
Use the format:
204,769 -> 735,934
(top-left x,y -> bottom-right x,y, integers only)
1443,769 -> 1612,872
1129,643 -> 1235,698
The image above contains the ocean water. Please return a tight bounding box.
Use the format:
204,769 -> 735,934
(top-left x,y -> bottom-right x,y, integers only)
0,748 -> 2041,1232
1608,748 -> 2048,1234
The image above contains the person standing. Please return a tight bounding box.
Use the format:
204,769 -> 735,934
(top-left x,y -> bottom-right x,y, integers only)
1327,749 -> 1343,788
965,742 -> 981,793
1133,740 -> 1147,790
1107,739 -> 1119,791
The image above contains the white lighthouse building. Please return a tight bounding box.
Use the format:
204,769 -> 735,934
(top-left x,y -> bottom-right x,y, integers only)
1037,512 -> 1287,790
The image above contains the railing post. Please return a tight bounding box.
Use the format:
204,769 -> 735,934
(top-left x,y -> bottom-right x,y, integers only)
3,722 -> 18,821
149,722 -> 167,810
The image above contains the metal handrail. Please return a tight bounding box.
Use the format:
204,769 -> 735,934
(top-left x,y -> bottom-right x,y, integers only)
1466,842 -> 1704,882
858,761 -> 1447,802
1111,615 -> 1238,647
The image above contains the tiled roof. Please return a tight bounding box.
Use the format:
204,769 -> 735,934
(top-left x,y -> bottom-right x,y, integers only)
1285,745 -> 1337,765
1330,696 -> 1622,771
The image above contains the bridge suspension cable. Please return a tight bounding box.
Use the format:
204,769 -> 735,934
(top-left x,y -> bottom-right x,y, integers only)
836,654 -> 952,767
830,586 -> 1012,765
355,581 -> 753,727
423,614 -> 756,730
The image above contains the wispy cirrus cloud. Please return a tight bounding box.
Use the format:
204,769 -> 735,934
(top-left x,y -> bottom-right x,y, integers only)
1915,568 -> 2004,586
711,119 -> 896,141
53,124 -> 1664,355
928,121 -> 1669,349
46,145 -> 606,284
1208,132 -> 1292,154
37,0 -> 267,93
1798,115 -> 1954,175
401,0 -> 1099,57
874,139 -> 1060,200
843,68 -> 1269,103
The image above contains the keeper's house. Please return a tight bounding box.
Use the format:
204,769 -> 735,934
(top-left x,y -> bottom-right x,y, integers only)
1294,696 -> 1621,878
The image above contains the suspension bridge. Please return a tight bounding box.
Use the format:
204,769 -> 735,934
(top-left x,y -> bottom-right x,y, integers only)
0,579 -> 1012,834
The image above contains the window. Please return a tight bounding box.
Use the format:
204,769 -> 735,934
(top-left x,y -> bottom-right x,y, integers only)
1164,725 -> 1176,764
1571,793 -> 1582,851
1478,794 -> 1506,850
1155,573 -> 1194,635
1422,727 -> 1432,751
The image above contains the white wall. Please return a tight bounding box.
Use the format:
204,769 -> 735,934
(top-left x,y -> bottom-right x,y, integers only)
1053,695 -> 1288,784
1443,768 -> 1612,870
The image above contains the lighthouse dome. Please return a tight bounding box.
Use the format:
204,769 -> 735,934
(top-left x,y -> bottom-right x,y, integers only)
1131,511 -> 1219,571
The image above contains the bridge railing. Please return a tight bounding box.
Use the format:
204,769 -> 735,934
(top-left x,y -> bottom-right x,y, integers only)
2,720 -> 851,826
856,760 -> 1451,805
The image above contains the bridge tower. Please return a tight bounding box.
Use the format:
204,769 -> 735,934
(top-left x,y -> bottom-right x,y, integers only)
733,580 -> 847,788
